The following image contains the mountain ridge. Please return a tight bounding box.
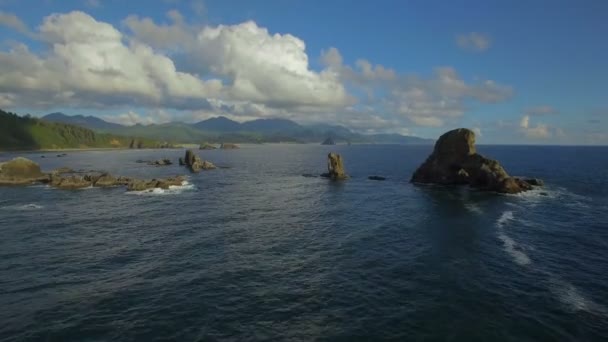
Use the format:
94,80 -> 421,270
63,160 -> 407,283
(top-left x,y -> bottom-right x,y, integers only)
41,112 -> 433,145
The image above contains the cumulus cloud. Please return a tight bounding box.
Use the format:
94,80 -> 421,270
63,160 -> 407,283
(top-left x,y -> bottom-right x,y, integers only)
456,32 -> 492,52
0,11 -> 222,110
123,11 -> 193,50
0,10 -> 515,134
520,115 -> 551,139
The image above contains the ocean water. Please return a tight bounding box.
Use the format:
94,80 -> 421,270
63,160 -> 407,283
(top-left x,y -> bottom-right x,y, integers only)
0,144 -> 607,341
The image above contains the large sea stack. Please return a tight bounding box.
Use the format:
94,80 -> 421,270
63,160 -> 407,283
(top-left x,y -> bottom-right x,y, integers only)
321,153 -> 348,180
411,128 -> 539,194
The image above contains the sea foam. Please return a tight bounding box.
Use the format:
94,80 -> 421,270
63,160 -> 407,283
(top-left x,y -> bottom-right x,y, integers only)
495,211 -> 531,266
1,203 -> 45,211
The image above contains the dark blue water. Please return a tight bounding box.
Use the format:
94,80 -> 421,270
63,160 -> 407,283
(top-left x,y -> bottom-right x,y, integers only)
1,145 -> 607,341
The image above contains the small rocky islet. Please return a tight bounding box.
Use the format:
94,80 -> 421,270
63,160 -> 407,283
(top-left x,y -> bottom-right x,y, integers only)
0,129 -> 543,194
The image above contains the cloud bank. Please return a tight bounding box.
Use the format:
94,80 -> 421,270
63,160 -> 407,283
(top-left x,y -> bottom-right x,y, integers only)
0,10 -> 513,133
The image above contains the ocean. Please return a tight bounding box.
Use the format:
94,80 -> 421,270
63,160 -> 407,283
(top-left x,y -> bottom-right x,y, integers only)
1,144 -> 607,341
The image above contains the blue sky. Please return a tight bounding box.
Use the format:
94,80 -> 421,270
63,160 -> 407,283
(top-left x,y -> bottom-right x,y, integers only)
0,0 -> 606,144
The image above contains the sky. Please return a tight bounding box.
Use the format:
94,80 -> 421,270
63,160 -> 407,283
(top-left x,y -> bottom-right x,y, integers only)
0,0 -> 607,144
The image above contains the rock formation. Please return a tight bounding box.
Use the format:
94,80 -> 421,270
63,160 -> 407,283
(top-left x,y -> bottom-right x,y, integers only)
220,143 -> 239,149
411,128 -> 541,194
0,157 -> 185,191
183,149 -> 216,173
199,143 -> 217,150
50,174 -> 92,189
127,176 -> 185,191
147,159 -> 172,166
321,137 -> 336,145
0,157 -> 47,185
368,176 -> 386,181
321,153 -> 348,180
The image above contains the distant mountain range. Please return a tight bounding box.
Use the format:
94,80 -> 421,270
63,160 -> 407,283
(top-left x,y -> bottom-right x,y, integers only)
42,112 -> 434,145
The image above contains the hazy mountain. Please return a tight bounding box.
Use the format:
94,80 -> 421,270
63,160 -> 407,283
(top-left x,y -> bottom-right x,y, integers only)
193,116 -> 242,132
43,112 -> 124,130
241,118 -> 303,133
42,113 -> 433,145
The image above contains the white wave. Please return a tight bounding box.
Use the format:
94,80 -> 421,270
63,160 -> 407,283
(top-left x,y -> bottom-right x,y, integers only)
497,232 -> 531,266
464,203 -> 483,215
1,203 -> 44,211
496,211 -> 514,228
495,211 -> 531,266
126,181 -> 195,196
511,186 -> 592,211
550,278 -> 608,316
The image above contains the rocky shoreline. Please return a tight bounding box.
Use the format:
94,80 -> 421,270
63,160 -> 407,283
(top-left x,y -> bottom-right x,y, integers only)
0,157 -> 187,191
1,129 -> 544,194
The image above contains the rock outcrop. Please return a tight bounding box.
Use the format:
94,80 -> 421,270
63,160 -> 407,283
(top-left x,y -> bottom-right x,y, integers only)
321,137 -> 336,145
0,157 -> 47,185
0,157 -> 186,192
147,159 -> 172,166
368,176 -> 386,181
51,175 -> 92,189
321,153 -> 348,180
183,149 -> 216,173
199,143 -> 217,150
411,128 -> 541,194
127,176 -> 185,191
220,143 -> 239,149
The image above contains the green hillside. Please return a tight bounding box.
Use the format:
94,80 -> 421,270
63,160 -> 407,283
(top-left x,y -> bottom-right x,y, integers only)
0,109 -> 158,150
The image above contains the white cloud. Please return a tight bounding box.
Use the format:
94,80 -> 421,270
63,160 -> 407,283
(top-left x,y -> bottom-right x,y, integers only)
0,11 -> 29,34
520,115 -> 551,139
101,109 -> 173,126
456,32 -> 492,52
0,11 -> 222,109
123,11 -> 193,50
472,127 -> 482,137
191,21 -> 350,108
0,10 -> 514,134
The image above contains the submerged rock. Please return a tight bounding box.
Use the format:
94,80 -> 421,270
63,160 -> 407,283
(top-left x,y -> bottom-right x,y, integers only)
127,176 -> 185,191
368,176 -> 386,181
199,143 -> 217,150
411,128 -> 540,194
523,178 -> 544,186
0,157 -> 47,185
220,143 -> 239,149
147,158 -> 172,166
320,153 -> 348,180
